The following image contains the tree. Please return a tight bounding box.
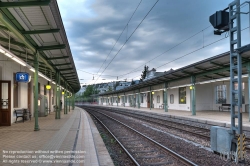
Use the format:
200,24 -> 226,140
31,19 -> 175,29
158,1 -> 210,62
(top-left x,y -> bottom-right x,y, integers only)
131,79 -> 135,85
107,86 -> 113,92
140,65 -> 148,82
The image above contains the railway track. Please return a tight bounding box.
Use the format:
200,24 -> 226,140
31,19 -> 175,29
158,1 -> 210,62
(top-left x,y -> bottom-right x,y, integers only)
83,105 -> 250,152
86,108 -> 198,166
87,106 -> 211,140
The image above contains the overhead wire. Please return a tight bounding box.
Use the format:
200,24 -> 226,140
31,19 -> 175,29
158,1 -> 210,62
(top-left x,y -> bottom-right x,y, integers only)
95,0 -> 160,84
128,26 -> 250,80
80,1 -> 248,84
108,2 -> 250,80
95,0 -> 143,77
117,25 -> 212,79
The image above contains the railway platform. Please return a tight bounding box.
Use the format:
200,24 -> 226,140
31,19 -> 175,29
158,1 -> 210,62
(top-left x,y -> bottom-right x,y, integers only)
0,107 -> 113,166
97,104 -> 250,131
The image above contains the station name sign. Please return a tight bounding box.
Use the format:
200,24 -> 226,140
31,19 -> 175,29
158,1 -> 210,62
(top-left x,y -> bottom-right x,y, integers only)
15,72 -> 30,83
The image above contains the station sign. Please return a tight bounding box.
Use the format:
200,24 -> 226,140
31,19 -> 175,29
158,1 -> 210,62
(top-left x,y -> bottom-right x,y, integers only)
15,72 -> 30,83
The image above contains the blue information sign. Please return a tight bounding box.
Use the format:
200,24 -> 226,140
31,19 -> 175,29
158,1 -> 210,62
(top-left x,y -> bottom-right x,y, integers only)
15,72 -> 30,83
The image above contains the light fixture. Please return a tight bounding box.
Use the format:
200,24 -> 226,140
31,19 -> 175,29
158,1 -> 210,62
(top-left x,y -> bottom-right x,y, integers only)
62,90 -> 65,95
30,68 -> 35,72
12,57 -> 26,66
190,86 -> 194,90
152,91 -> 154,95
0,48 -> 5,54
46,81 -> 51,90
5,52 -> 13,58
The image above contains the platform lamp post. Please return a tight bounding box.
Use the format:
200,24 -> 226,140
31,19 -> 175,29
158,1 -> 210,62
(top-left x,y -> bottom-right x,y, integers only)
34,51 -> 40,131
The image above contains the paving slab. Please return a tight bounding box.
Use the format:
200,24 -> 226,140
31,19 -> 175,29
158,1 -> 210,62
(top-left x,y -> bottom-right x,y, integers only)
0,107 -> 113,166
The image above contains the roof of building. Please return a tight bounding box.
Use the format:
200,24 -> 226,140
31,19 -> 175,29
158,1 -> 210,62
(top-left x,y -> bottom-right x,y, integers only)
0,0 -> 80,92
99,44 -> 250,96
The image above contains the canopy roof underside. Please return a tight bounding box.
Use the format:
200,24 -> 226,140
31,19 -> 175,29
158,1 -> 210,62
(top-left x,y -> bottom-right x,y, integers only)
0,0 -> 80,92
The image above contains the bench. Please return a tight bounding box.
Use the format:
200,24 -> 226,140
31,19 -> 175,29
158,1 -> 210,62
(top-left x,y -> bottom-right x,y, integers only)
159,104 -> 164,109
219,104 -> 231,111
15,109 -> 31,123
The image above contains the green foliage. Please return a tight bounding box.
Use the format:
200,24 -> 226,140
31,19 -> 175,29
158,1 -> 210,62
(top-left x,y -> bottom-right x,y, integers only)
131,79 -> 135,85
140,65 -> 148,81
107,86 -> 113,92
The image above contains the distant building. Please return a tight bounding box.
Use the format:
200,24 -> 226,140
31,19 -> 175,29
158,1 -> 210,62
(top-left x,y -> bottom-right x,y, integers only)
144,68 -> 173,81
115,81 -> 131,90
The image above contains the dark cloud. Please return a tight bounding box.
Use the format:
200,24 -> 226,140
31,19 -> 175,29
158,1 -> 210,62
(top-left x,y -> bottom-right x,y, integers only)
58,0 -> 249,85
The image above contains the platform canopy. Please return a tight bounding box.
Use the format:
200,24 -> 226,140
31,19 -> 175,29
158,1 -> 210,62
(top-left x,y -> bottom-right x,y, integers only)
0,0 -> 80,92
100,44 -> 250,96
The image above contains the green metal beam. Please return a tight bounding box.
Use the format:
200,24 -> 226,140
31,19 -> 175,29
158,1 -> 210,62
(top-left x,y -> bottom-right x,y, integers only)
0,36 -> 26,47
194,66 -> 207,71
54,63 -> 71,66
37,44 -> 66,51
242,57 -> 249,62
65,77 -> 77,80
171,73 -> 181,78
59,68 -> 73,71
203,75 -> 213,79
62,72 -> 75,75
215,73 -> 227,77
0,24 -> 8,31
210,61 -> 224,67
46,56 -> 69,60
0,1 -> 51,8
21,29 -> 60,34
181,70 -> 193,75
0,8 -> 80,93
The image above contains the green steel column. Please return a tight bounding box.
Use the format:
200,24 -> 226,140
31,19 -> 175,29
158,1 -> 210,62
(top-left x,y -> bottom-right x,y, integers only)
124,92 -> 126,107
248,62 -> 250,121
54,72 -> 58,119
138,89 -> 140,109
64,84 -> 66,114
191,76 -> 196,116
57,73 -> 61,119
134,91 -> 136,108
72,93 -> 74,109
150,86 -> 152,110
164,82 -> 168,112
71,93 -> 74,109
117,94 -> 118,107
69,92 -> 71,112
34,52 -> 40,131
65,87 -> 68,114
58,77 -> 61,119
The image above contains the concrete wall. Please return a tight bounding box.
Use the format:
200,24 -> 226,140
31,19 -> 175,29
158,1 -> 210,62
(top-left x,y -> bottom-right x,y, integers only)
0,53 -> 61,124
99,77 -> 250,112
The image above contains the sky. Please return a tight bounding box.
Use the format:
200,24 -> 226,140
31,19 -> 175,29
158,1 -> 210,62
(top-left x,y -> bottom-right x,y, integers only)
57,0 -> 250,87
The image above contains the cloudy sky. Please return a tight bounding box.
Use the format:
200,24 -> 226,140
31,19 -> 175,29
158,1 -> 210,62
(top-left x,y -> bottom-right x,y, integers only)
57,0 -> 250,86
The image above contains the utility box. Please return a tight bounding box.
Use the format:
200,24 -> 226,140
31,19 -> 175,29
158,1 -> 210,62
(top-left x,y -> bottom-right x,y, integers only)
38,94 -> 48,117
209,10 -> 229,30
211,126 -> 234,153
